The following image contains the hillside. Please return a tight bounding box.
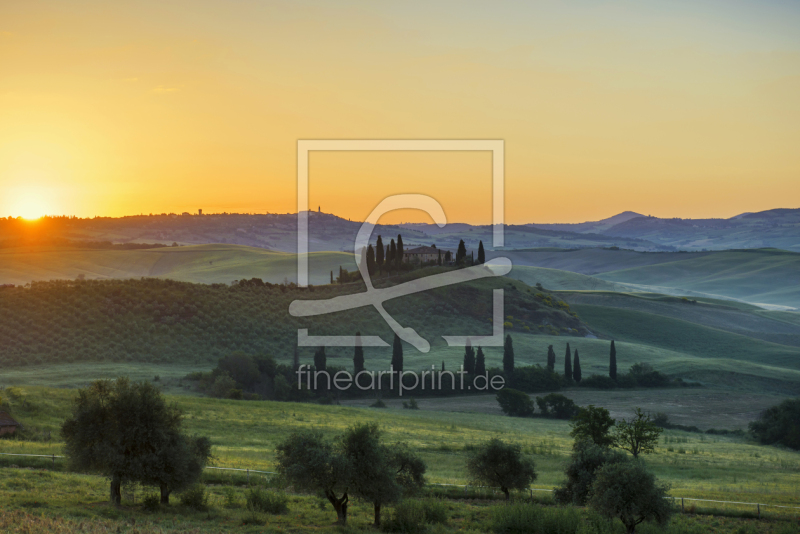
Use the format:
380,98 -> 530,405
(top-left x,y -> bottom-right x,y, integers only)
0,244 -> 357,286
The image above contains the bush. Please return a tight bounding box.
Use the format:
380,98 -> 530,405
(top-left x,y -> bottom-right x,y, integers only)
141,494 -> 161,512
371,399 -> 388,408
403,398 -> 419,410
491,504 -> 581,534
381,498 -> 448,533
535,393 -> 579,420
580,375 -> 617,389
223,487 -> 240,509
179,484 -> 209,511
749,398 -> 800,450
246,487 -> 288,515
496,388 -> 534,417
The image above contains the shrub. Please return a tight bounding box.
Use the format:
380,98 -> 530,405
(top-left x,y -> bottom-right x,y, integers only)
246,487 -> 288,515
179,484 -> 209,511
371,399 -> 388,408
402,398 -> 419,410
535,393 -> 579,420
580,375 -> 617,389
381,498 -> 448,533
496,388 -> 534,417
491,504 -> 581,534
223,487 -> 240,509
141,494 -> 161,512
749,398 -> 800,450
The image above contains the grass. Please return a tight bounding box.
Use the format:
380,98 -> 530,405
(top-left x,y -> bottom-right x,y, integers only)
0,244 -> 358,286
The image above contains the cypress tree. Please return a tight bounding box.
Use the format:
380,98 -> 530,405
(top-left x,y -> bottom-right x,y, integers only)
475,347 -> 486,376
609,340 -> 617,380
456,239 -> 467,264
463,342 -> 475,375
387,239 -> 396,267
444,250 -> 452,263
366,244 -> 376,276
503,334 -> 515,376
354,332 -> 365,374
441,360 -> 445,372
546,345 -> 556,371
437,249 -> 442,266
376,236 -> 384,272
330,270 -> 333,284
477,241 -> 485,264
391,334 -> 403,373
396,235 -> 404,267
573,349 -> 582,383
314,346 -> 327,372
293,346 -> 300,370
564,343 -> 572,382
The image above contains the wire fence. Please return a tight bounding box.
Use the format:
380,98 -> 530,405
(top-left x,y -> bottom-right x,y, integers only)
2,451 -> 800,517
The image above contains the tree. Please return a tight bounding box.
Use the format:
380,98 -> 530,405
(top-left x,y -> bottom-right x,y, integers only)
477,240 -> 485,264
463,342 -> 475,375
570,405 -> 616,448
609,340 -> 617,380
61,378 -> 211,506
475,346 -> 486,376
535,393 -> 579,419
546,345 -> 556,372
391,334 -> 403,373
613,408 -> 663,458
749,398 -> 800,450
554,439 -> 628,505
588,460 -> 673,533
503,334 -> 515,376
444,250 -> 452,263
314,346 -> 327,373
276,431 -> 352,524
573,349 -> 582,383
387,239 -> 396,267
564,343 -> 572,383
215,351 -> 260,389
466,439 -> 537,500
456,239 -> 467,265
376,236 -> 385,272
396,234 -> 404,267
496,388 -> 534,417
353,332 -> 365,374
341,423 -> 425,526
366,244 -> 376,276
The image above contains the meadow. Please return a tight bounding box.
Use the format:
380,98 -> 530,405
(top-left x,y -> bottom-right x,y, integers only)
1,386 -> 800,533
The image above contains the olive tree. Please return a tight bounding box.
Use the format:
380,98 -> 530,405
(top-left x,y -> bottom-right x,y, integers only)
61,378 -> 211,505
553,439 -> 627,506
276,431 -> 352,524
613,408 -> 663,458
466,439 -> 536,500
340,423 -> 425,526
588,460 -> 673,534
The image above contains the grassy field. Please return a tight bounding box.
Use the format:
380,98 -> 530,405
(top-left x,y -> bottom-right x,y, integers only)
507,265 -> 632,292
596,249 -> 800,310
1,386 -> 799,532
0,244 -> 358,286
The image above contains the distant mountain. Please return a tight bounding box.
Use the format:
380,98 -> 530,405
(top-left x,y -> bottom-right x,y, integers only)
1,207 -> 797,253
526,211 -> 645,234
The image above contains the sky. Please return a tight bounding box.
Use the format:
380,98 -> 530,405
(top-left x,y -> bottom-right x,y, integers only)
0,0 -> 798,224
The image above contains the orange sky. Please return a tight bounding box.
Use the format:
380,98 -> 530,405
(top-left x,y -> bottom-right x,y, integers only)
1,1 -> 799,224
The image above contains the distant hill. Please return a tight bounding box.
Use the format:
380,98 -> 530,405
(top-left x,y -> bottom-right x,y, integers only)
526,211 -> 645,234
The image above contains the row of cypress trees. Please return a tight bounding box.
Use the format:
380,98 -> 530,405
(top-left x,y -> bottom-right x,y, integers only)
506,337 -> 618,384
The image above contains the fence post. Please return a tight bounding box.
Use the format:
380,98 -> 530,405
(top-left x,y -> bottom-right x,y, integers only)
52,454 -> 55,468
681,498 -> 684,513
757,503 -> 760,519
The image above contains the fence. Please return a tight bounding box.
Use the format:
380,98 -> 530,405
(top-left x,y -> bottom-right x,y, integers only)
2,452 -> 800,517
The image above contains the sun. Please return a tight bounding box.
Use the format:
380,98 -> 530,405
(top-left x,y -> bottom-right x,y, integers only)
14,194 -> 49,220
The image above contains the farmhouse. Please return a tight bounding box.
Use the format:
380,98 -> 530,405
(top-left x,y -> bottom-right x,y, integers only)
404,245 -> 447,263
0,411 -> 20,436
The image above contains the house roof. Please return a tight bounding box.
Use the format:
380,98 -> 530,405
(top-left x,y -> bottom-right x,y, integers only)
405,246 -> 445,255
0,411 -> 19,427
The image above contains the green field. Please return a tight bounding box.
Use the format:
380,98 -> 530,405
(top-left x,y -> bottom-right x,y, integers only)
1,386 -> 799,532
0,244 -> 358,286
